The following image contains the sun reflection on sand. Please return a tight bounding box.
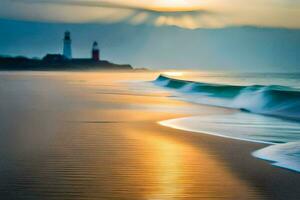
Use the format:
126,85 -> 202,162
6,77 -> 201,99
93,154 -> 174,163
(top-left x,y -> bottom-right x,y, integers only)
124,125 -> 262,199
124,129 -> 190,199
147,136 -> 184,199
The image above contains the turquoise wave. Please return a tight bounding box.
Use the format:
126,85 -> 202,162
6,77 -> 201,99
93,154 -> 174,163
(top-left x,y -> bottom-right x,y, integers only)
154,75 -> 300,120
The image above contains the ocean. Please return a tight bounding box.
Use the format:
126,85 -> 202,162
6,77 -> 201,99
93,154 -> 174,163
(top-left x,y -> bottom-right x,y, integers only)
151,71 -> 300,172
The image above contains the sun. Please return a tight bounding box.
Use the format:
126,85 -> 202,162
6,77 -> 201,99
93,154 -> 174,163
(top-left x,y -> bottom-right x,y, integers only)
155,0 -> 190,7
147,0 -> 203,12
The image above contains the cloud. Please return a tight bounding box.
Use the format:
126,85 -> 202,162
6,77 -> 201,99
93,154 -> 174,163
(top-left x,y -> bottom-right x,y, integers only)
14,0 -> 207,13
9,0 -> 217,28
3,0 -> 300,29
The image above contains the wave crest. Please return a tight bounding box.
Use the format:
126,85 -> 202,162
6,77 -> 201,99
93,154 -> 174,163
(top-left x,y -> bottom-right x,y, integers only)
154,75 -> 300,120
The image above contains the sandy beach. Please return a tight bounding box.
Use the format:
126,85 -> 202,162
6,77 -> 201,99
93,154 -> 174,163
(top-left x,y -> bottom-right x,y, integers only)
0,71 -> 299,200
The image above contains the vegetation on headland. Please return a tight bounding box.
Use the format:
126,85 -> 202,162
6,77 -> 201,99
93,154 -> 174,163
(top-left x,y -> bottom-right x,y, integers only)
0,55 -> 134,71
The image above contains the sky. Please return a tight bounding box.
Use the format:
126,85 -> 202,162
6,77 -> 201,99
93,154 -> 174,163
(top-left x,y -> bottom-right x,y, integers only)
0,0 -> 299,71
1,0 -> 300,29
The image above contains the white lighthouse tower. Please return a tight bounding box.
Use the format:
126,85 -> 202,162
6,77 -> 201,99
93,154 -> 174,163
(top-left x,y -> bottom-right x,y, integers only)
63,31 -> 72,59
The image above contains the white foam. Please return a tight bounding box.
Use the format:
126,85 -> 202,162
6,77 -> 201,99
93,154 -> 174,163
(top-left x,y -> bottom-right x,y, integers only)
253,142 -> 300,172
230,87 -> 267,112
159,112 -> 300,172
159,113 -> 300,144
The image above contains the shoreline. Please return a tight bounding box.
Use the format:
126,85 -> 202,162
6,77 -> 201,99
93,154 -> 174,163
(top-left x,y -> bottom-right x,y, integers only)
158,111 -> 300,173
152,122 -> 300,199
159,120 -> 275,145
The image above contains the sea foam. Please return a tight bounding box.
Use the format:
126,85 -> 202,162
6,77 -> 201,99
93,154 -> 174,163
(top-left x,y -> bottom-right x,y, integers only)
252,142 -> 300,172
159,113 -> 300,172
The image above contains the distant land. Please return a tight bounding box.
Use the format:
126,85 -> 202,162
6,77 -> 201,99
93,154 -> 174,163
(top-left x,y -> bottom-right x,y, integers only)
0,55 -> 133,71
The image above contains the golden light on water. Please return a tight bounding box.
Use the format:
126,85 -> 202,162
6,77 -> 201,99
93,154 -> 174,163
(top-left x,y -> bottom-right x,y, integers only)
163,71 -> 185,77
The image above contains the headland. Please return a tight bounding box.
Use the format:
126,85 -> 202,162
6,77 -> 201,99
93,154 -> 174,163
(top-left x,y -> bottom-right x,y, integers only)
0,55 -> 133,71
0,31 -> 133,71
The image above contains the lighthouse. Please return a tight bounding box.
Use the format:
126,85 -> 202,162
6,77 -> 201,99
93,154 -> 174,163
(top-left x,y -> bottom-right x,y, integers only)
63,31 -> 72,59
92,41 -> 100,61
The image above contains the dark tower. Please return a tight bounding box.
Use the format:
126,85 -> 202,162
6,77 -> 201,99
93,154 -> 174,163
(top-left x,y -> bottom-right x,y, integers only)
92,41 -> 100,61
63,31 -> 72,59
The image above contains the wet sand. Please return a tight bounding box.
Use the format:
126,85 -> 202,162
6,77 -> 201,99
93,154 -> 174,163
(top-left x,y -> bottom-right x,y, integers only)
0,71 -> 299,199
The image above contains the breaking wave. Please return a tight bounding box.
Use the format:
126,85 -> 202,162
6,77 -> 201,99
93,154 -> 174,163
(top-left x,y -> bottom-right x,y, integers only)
154,75 -> 300,121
